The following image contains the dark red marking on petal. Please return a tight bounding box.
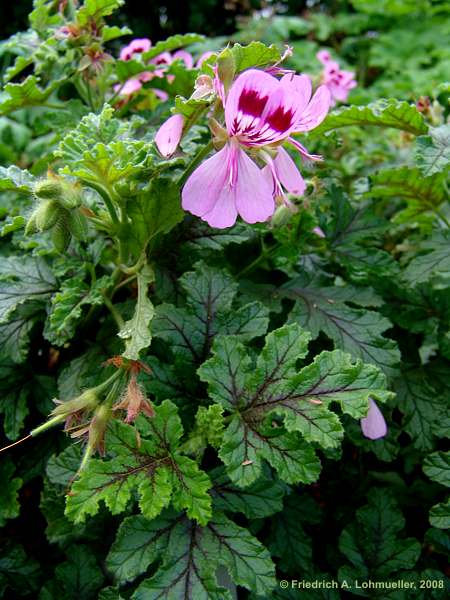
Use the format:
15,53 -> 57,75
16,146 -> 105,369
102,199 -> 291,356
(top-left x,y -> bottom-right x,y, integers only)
238,88 -> 268,118
266,106 -> 295,133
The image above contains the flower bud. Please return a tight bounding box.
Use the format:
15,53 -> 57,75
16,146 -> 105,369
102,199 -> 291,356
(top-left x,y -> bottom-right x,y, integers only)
67,209 -> 88,240
52,389 -> 99,418
25,213 -> 38,236
34,178 -> 64,201
34,199 -> 61,232
59,182 -> 83,209
217,48 -> 235,94
51,210 -> 71,252
270,204 -> 296,228
155,114 -> 184,157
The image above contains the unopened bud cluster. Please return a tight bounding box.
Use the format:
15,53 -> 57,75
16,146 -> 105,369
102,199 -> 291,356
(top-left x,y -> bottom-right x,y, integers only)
26,175 -> 88,251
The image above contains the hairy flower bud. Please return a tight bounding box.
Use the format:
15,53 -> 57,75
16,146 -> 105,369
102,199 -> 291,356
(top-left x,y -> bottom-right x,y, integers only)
51,210 -> 71,252
34,199 -> 61,231
34,178 -> 64,201
67,209 -> 88,240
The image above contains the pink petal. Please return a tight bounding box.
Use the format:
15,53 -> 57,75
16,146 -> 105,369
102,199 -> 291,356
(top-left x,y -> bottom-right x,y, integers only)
152,52 -> 172,66
288,137 -> 322,162
120,38 -> 151,61
117,78 -> 143,96
196,51 -> 215,68
224,69 -> 280,133
234,148 -> 275,223
295,85 -> 331,132
153,89 -> 169,101
274,147 -> 305,195
360,398 -> 387,440
182,145 -> 235,225
317,50 -> 331,65
173,50 -> 194,69
138,71 -> 154,83
155,114 -> 184,157
313,226 -> 325,238
281,73 -> 312,112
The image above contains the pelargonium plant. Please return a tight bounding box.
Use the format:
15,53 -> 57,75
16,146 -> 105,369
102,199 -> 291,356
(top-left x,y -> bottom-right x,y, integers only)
0,1 -> 449,598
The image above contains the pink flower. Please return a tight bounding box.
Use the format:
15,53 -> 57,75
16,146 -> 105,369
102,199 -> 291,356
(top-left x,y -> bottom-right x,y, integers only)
172,50 -> 194,69
120,38 -> 151,61
312,226 -> 326,238
114,77 -> 144,96
182,69 -> 330,228
196,51 -> 216,68
155,114 -> 184,157
317,50 -> 357,106
360,398 -> 388,440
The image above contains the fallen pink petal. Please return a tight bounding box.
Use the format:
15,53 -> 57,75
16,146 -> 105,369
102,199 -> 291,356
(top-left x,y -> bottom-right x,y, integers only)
360,398 -> 388,440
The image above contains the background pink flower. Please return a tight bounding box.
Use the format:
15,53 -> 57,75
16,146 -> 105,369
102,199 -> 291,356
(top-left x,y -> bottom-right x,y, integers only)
317,49 -> 357,105
120,38 -> 151,61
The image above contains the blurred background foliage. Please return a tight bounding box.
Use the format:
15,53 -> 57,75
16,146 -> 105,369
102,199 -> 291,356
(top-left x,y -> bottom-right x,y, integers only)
2,0 -> 450,104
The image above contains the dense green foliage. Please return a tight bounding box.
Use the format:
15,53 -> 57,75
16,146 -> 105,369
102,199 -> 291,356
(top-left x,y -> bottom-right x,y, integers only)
0,0 -> 449,598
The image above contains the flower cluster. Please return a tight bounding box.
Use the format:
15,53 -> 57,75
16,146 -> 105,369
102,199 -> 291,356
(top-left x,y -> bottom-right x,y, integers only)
317,50 -> 357,106
115,37 -> 213,100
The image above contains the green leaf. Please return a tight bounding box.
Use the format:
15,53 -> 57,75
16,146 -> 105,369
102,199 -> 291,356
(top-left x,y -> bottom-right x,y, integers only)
106,512 -> 176,583
153,262 -> 269,364
0,544 -> 40,597
312,99 -> 428,136
0,215 -> 26,236
54,545 -> 104,599
404,232 -> 450,286
429,499 -> 450,529
101,24 -> 131,42
173,95 -> 211,126
369,167 -> 446,225
0,76 -> 57,115
268,494 -> 317,573
45,275 -> 111,346
65,401 -> 212,525
141,34 -> 204,62
115,511 -> 276,598
0,459 -> 22,527
0,256 -> 56,324
181,220 -> 253,252
200,324 -> 392,486
282,276 -> 400,377
230,41 -> 281,72
57,105 -> 153,189
211,467 -> 284,518
118,265 -> 155,360
350,0 -> 430,16
125,178 -> 184,260
47,445 -> 83,487
0,165 -> 34,192
395,371 -> 447,451
182,404 -> 225,455
40,481 -> 87,546
415,124 -> 450,176
0,301 -> 42,363
98,588 -> 125,600
338,489 -> 421,581
77,0 -> 125,25
0,358 -> 31,439
423,452 -> 450,488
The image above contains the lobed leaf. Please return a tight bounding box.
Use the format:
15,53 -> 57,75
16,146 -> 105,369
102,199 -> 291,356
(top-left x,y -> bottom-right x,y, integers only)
65,401 -> 212,525
312,99 -> 428,136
